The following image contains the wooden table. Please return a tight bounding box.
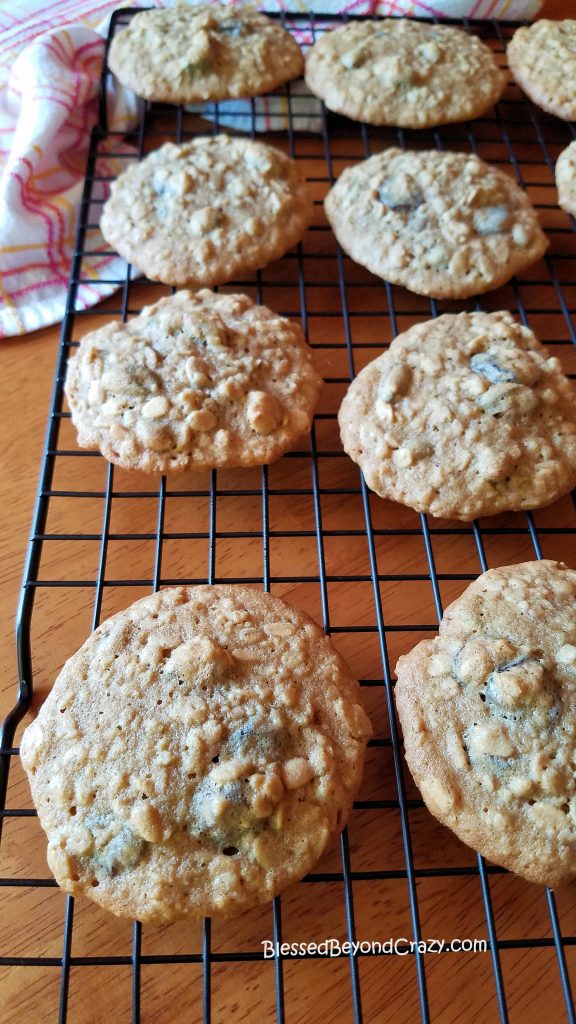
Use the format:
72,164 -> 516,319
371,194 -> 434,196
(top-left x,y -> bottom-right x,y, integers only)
2,4 -> 576,1022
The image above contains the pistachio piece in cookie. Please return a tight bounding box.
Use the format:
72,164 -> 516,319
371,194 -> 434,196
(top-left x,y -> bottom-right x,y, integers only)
65,289 -> 322,473
338,311 -> 576,520
20,585 -> 372,922
395,561 -> 576,888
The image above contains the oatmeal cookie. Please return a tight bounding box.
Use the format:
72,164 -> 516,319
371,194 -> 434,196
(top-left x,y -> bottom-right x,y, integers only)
20,585 -> 372,922
305,20 -> 506,128
64,289 -> 322,473
556,141 -> 576,218
108,5 -> 304,104
100,136 -> 312,287
338,311 -> 576,520
508,20 -> 576,121
324,148 -> 548,299
395,560 -> 576,888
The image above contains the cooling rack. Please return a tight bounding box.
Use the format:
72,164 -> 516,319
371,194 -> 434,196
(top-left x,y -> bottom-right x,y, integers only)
2,9 -> 576,1023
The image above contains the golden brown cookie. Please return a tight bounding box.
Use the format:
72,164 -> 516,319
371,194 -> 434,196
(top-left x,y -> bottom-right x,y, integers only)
21,585 -> 372,922
64,289 -> 322,473
305,19 -> 506,127
395,561 -> 576,888
338,311 -> 576,521
556,141 -> 576,218
324,148 -> 547,299
108,4 -> 304,104
508,20 -> 576,121
100,136 -> 313,288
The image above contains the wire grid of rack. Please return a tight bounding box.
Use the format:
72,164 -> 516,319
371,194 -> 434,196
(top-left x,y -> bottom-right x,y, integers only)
2,9 -> 576,1024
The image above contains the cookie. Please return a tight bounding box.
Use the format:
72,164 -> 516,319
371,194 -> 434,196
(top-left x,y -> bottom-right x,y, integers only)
395,560 -> 576,888
64,289 -> 322,474
507,20 -> 576,121
108,5 -> 303,105
338,311 -> 576,521
20,585 -> 372,923
100,136 -> 313,288
556,141 -> 576,218
324,148 -> 548,299
305,20 -> 506,128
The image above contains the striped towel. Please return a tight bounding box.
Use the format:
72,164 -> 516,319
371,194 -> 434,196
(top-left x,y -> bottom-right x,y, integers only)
0,0 -> 543,338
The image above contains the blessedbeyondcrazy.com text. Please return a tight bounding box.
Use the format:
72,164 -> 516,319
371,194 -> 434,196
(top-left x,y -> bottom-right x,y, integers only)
262,937 -> 488,958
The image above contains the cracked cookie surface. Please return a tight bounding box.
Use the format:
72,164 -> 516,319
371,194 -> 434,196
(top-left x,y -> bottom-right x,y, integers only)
108,5 -> 304,104
64,289 -> 322,473
395,560 -> 576,888
21,585 -> 372,922
305,20 -> 506,128
324,148 -> 547,299
338,311 -> 576,520
508,20 -> 576,121
100,136 -> 312,287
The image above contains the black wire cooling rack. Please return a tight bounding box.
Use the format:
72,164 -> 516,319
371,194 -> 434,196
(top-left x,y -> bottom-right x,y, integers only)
2,10 -> 576,1024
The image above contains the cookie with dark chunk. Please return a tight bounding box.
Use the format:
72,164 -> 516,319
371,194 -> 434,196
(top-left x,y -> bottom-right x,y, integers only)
100,136 -> 313,288
21,585 -> 372,922
395,561 -> 576,888
108,4 -> 304,104
508,20 -> 576,121
338,311 -> 576,520
324,148 -> 548,299
65,289 -> 322,473
305,19 -> 506,127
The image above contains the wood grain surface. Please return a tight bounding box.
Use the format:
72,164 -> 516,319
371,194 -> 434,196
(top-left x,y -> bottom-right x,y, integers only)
2,5 -> 576,1023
